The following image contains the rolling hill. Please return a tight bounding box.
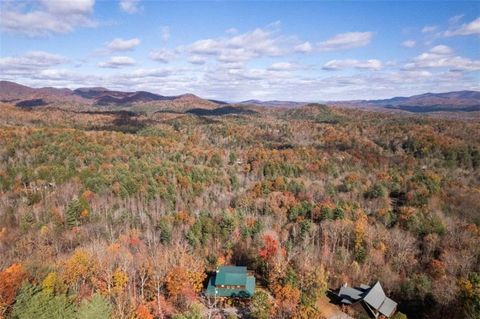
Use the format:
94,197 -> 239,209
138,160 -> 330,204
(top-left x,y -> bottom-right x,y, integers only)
336,91 -> 480,112
1,81 -> 479,114
0,81 -> 220,112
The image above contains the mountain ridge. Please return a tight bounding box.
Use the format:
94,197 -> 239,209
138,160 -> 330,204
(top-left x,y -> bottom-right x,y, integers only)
0,80 -> 219,112
1,81 -> 479,113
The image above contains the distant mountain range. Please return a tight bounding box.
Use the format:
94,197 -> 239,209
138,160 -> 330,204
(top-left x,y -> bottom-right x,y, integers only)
238,92 -> 480,113
239,99 -> 308,108
1,81 -> 479,113
331,91 -> 480,112
0,81 -> 219,112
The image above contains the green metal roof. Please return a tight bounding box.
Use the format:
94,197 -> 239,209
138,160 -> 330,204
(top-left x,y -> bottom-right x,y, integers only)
205,266 -> 255,298
206,275 -> 255,297
216,266 -> 247,286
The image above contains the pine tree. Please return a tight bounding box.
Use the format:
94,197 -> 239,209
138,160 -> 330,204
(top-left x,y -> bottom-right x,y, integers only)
12,284 -> 75,319
249,290 -> 272,319
76,294 -> 112,319
66,197 -> 89,228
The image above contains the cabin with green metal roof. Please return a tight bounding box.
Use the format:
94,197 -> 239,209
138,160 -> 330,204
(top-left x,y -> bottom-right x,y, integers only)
205,266 -> 255,298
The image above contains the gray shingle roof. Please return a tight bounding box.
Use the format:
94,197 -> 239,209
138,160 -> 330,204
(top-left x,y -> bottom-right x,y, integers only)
363,281 -> 387,309
338,286 -> 364,304
378,297 -> 398,317
336,281 -> 397,317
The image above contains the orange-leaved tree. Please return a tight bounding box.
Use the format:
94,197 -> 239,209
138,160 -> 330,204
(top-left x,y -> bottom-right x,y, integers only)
0,263 -> 27,315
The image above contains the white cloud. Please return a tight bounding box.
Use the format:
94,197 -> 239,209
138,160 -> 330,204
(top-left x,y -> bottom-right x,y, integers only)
2,19 -> 477,102
40,0 -> 94,14
0,51 -> 68,75
225,28 -> 238,34
188,55 -> 207,65
385,60 -> 397,67
228,27 -> 284,56
218,62 -> 244,70
228,68 -> 270,81
294,41 -> 313,53
200,61 -> 480,101
106,38 -> 141,51
268,62 -> 300,71
18,69 -> 98,88
120,0 -> 140,14
404,45 -> 480,71
429,45 -> 452,55
160,26 -> 170,41
218,48 -> 257,63
149,49 -> 175,63
98,56 -> 136,68
0,0 -> 96,36
183,24 -> 291,64
0,51 -> 67,68
189,39 -> 222,55
402,40 -> 416,48
32,68 -> 80,80
444,17 -> 480,36
323,59 -> 382,71
318,32 -> 373,51
422,25 -> 437,33
128,68 -> 171,78
7,62 -> 479,102
448,14 -> 464,25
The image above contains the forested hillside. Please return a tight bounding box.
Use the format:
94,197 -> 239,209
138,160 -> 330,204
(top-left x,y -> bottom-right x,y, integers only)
0,103 -> 479,319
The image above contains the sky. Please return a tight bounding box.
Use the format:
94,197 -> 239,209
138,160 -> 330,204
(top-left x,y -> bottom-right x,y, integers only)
0,0 -> 479,101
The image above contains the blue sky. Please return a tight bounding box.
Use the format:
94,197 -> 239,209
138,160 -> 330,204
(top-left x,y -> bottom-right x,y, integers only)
0,0 -> 479,101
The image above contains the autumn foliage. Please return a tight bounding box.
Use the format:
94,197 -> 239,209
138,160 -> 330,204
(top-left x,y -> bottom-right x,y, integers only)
0,264 -> 27,314
0,103 -> 479,318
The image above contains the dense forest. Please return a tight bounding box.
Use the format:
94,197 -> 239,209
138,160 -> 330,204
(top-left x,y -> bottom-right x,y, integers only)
0,103 -> 479,319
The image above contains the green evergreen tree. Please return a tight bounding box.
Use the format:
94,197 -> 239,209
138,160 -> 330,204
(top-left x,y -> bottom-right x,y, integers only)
11,283 -> 38,318
76,294 -> 112,319
249,290 -> 272,319
12,284 -> 75,319
66,197 -> 88,228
